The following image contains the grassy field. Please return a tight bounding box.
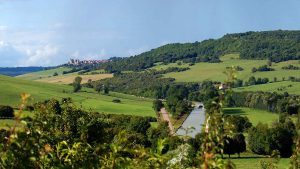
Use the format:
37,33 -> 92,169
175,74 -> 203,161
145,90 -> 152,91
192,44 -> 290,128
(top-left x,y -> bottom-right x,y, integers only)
17,67 -> 72,80
223,107 -> 279,126
235,81 -> 300,95
159,54 -> 300,83
35,73 -> 113,84
150,62 -> 189,70
0,75 -> 155,117
225,152 -> 290,169
17,67 -> 113,84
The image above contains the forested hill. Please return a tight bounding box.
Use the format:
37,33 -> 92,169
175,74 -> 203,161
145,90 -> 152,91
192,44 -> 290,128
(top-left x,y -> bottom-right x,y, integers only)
101,30 -> 300,72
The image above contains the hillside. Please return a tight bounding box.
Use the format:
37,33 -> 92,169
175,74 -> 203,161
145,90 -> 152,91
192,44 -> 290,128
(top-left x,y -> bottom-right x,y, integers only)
17,67 -> 71,80
0,67 -> 46,76
235,81 -> 300,95
98,30 -> 300,72
17,67 -> 113,84
0,75 -> 154,117
160,54 -> 300,82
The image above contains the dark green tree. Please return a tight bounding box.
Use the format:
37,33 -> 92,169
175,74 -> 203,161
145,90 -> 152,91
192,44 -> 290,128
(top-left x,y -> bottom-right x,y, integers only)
248,123 -> 271,155
73,76 -> 82,92
223,136 -> 235,158
233,133 -> 246,158
153,99 -> 163,112
103,84 -> 109,94
0,105 -> 14,118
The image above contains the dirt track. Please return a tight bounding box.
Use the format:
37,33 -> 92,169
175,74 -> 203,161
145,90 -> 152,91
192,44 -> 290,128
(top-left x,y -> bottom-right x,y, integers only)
160,108 -> 175,134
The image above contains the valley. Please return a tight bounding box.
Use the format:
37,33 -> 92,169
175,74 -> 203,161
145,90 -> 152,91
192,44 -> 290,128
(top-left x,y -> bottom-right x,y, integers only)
0,30 -> 299,169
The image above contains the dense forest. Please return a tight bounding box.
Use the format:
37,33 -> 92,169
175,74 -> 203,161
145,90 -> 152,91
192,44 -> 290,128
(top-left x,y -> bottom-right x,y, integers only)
89,30 -> 300,72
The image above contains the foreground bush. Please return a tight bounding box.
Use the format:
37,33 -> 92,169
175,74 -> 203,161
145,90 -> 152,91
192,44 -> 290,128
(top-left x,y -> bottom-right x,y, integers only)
0,105 -> 14,118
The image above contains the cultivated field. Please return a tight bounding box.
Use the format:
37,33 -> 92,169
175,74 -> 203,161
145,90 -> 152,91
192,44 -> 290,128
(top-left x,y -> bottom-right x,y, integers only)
36,73 -> 113,84
17,67 -> 113,84
158,54 -> 300,83
0,75 -> 154,117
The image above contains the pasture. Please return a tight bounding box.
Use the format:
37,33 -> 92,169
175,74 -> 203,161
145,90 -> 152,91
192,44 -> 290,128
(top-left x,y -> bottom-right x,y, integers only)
0,75 -> 155,117
235,81 -> 300,95
226,152 -> 290,169
17,67 -> 113,84
17,67 -> 71,80
223,107 -> 280,126
159,54 -> 300,83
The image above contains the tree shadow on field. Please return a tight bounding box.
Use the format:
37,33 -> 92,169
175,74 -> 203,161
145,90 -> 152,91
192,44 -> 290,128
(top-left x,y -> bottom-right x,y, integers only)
223,108 -> 246,115
223,156 -> 265,159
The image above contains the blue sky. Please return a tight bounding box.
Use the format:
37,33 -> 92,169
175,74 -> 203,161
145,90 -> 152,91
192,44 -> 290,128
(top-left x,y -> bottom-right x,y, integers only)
0,0 -> 300,66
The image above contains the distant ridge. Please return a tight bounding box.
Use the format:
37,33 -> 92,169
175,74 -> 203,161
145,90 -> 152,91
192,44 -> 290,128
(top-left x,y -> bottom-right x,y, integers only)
0,67 -> 48,76
99,30 -> 300,72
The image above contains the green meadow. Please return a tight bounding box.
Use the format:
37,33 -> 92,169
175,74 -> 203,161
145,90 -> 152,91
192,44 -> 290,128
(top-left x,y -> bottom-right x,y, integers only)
223,107 -> 280,126
158,54 -> 300,83
0,75 -> 155,117
227,152 -> 290,169
235,81 -> 300,95
17,67 -> 71,80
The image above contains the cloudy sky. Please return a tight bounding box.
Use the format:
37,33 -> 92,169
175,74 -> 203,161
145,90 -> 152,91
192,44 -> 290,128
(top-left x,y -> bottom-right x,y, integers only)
0,0 -> 300,67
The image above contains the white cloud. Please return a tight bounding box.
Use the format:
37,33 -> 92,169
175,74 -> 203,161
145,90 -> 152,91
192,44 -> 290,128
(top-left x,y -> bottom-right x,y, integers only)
0,25 -> 8,31
20,44 -> 59,66
0,41 -> 24,67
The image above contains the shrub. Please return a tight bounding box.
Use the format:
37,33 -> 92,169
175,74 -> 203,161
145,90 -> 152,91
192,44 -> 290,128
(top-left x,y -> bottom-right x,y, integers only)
112,99 -> 121,103
0,105 -> 14,118
153,99 -> 163,112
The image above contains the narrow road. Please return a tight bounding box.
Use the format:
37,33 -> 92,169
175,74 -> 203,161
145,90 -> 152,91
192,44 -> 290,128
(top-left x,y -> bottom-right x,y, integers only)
160,108 -> 175,135
176,102 -> 206,138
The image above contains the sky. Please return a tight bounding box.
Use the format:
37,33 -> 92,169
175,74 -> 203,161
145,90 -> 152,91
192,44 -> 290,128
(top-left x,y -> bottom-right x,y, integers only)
0,0 -> 300,67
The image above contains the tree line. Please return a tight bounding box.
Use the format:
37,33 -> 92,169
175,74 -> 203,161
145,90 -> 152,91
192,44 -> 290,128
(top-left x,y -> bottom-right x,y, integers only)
92,30 -> 300,73
227,91 -> 300,115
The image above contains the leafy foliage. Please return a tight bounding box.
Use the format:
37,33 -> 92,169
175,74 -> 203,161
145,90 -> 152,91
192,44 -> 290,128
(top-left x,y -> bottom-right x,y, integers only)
230,91 -> 300,114
248,117 -> 296,157
72,76 -> 82,92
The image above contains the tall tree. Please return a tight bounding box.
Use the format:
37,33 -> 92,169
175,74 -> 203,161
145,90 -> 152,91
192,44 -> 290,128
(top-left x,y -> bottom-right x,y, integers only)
73,76 -> 82,92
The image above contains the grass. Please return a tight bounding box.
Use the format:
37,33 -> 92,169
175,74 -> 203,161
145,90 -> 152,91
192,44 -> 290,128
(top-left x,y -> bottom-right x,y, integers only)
83,69 -> 106,75
17,67 -> 113,84
235,81 -> 300,95
159,54 -> 300,83
17,67 -> 72,80
225,152 -> 291,169
223,107 -> 294,169
0,75 -> 155,117
35,73 -> 113,84
223,107 -> 279,126
170,112 -> 190,131
150,62 -> 189,70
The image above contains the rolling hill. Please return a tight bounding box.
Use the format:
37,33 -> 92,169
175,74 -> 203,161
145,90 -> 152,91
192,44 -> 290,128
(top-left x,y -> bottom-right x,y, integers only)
97,30 -> 300,72
159,54 -> 300,83
0,75 -> 154,117
17,67 -> 113,84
